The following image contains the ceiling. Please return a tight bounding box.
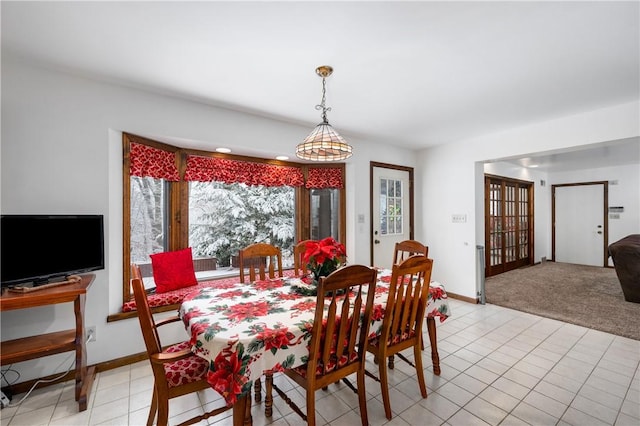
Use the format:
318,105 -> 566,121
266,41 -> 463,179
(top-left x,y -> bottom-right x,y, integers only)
2,1 -> 639,171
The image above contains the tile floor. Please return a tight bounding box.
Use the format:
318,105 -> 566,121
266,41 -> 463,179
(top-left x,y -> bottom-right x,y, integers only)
1,299 -> 639,425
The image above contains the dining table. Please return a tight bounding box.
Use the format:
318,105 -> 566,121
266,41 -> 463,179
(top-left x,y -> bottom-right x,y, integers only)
178,268 -> 451,425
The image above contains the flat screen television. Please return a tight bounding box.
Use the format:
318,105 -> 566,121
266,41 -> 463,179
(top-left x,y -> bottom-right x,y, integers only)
1,214 -> 105,287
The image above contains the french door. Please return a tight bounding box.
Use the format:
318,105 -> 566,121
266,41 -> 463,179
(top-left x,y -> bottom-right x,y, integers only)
485,175 -> 534,277
370,162 -> 414,269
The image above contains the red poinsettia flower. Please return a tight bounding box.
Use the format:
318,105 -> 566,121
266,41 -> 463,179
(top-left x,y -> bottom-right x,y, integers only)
208,351 -> 246,405
302,237 -> 347,280
429,286 -> 445,300
253,279 -> 284,291
225,300 -> 270,322
218,289 -> 245,299
210,281 -> 239,290
256,326 -> 295,352
371,304 -> 385,321
182,306 -> 205,325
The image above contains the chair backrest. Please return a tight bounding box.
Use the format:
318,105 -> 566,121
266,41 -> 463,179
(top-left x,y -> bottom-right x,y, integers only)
393,240 -> 428,265
293,240 -> 312,276
380,255 -> 434,346
130,277 -> 163,359
131,263 -> 142,280
308,265 -> 378,378
239,242 -> 283,283
129,263 -> 142,295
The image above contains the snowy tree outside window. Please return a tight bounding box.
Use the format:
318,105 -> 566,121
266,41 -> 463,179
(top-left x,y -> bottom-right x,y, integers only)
188,181 -> 295,267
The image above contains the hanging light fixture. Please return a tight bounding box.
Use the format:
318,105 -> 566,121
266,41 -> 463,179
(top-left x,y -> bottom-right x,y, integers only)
296,65 -> 353,161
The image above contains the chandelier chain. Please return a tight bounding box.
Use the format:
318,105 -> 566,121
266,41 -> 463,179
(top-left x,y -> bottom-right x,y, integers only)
315,77 -> 331,123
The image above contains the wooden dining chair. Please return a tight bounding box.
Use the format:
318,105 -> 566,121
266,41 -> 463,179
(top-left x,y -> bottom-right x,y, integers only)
238,242 -> 283,283
391,239 -> 430,353
267,265 -> 378,426
393,239 -> 429,264
293,239 -> 312,276
366,255 -> 434,420
238,242 -> 284,402
130,278 -> 233,426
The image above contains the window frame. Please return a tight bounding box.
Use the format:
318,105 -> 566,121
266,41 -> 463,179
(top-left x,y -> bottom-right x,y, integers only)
121,133 -> 346,303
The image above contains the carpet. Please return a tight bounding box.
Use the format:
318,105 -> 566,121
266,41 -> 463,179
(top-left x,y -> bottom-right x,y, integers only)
485,261 -> 640,341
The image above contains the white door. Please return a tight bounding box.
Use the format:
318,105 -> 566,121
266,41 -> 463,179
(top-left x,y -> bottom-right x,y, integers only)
372,166 -> 411,269
554,184 -> 605,266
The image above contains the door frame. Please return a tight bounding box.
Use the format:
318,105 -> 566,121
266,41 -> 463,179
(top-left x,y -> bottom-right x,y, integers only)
551,181 -> 609,266
369,162 -> 415,266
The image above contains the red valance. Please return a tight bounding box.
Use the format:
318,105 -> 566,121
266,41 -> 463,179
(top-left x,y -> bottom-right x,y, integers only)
184,156 -> 305,187
130,143 -> 180,181
305,168 -> 344,189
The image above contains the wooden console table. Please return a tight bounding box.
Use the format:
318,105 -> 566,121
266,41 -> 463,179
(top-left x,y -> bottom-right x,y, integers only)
0,274 -> 95,411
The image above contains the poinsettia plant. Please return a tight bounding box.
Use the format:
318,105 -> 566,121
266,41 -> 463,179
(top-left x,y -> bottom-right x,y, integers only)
303,237 -> 347,282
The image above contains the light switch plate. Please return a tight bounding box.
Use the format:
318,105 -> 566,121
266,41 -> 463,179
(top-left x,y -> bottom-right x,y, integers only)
452,214 -> 467,223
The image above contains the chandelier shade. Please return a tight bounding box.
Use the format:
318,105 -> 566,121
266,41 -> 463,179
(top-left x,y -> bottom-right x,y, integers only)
296,122 -> 353,161
296,65 -> 353,162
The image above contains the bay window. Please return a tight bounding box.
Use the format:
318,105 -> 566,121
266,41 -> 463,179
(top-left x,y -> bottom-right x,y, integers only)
121,133 -> 345,304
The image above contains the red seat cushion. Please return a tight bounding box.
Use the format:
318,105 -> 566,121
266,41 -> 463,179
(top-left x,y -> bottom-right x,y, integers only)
292,350 -> 359,378
150,248 -> 198,293
163,341 -> 209,387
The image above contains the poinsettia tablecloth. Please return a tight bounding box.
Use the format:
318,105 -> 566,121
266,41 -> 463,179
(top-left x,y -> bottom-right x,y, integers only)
179,269 -> 450,406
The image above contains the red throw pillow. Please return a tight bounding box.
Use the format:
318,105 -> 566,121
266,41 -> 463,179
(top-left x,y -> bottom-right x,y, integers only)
150,248 -> 198,293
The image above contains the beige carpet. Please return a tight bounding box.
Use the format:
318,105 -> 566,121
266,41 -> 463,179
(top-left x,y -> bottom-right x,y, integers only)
485,261 -> 640,341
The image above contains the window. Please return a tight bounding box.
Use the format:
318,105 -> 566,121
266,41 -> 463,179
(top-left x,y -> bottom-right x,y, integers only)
130,176 -> 168,264
121,133 -> 345,304
189,181 -> 296,267
379,177 -> 404,235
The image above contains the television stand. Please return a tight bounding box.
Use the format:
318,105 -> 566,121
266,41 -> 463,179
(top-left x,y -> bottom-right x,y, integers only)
0,274 -> 95,411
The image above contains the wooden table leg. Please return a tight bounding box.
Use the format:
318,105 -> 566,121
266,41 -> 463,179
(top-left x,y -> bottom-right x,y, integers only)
426,317 -> 440,375
232,393 -> 252,426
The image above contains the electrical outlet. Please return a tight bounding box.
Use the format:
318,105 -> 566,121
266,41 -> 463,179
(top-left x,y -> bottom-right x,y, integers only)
86,326 -> 96,343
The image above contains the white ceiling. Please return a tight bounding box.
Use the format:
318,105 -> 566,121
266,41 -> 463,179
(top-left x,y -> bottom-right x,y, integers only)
2,1 -> 639,171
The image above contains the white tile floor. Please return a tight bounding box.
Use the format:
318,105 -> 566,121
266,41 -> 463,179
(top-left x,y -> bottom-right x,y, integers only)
1,299 -> 639,425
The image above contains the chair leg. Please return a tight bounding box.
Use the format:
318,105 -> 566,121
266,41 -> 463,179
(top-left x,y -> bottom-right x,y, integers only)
306,388 -> 316,426
414,341 -> 428,398
147,390 -> 158,426
254,377 -> 262,402
356,369 -> 369,426
378,353 -> 392,420
156,395 -> 169,426
265,372 -> 273,417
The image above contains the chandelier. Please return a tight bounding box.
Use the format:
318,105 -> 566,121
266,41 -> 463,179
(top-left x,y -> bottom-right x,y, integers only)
296,65 -> 353,161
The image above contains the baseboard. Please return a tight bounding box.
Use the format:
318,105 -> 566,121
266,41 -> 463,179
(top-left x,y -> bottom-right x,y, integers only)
446,291 -> 478,304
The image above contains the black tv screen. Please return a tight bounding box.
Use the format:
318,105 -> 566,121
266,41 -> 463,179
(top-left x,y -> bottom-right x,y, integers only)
1,215 -> 105,286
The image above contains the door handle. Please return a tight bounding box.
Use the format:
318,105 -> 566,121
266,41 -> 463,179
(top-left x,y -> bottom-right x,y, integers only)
597,231 -> 602,234
374,239 -> 380,244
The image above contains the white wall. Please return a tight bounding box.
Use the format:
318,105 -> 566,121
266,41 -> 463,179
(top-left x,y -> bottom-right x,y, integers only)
1,55 -> 418,382
416,101 -> 640,299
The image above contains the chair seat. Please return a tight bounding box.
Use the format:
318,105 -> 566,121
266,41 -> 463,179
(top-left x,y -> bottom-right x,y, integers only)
292,350 -> 359,378
164,341 -> 209,387
369,329 -> 416,347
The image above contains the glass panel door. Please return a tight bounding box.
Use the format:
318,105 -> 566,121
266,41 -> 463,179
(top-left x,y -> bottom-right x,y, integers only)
485,176 -> 533,277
